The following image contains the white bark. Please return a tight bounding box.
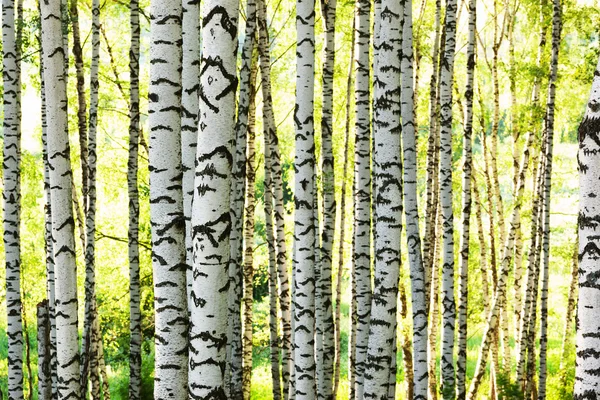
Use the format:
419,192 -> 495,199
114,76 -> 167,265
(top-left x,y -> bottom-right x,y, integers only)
189,0 -> 239,395
3,0 -> 23,397
149,2 -> 188,398
41,0 -> 81,397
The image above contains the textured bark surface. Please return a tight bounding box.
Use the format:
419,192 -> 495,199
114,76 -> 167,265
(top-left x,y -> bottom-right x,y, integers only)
400,1 -> 428,398
351,0 -> 372,394
41,1 -> 81,397
438,0 -> 459,395
318,0 -> 337,396
3,0 -> 23,397
228,1 -> 256,395
456,0 -> 476,397
293,0 -> 317,392
256,0 -> 292,393
148,2 -> 188,398
128,0 -> 142,397
37,301 -> 52,400
242,53 -> 258,400
190,0 -> 238,395
363,0 -> 403,396
538,2 -> 562,397
182,0 -> 201,311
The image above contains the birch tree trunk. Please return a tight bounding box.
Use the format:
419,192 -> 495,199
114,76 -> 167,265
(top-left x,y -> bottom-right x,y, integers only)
148,2 -> 188,398
189,0 -> 238,395
228,0 -> 256,395
264,102 -> 282,400
560,239 -> 578,371
363,0 -> 403,396
3,0 -> 23,397
40,1 -> 81,397
128,0 -> 142,398
352,0 -> 372,394
256,0 -> 293,393
456,0 -> 476,397
37,300 -> 52,400
293,0 -> 318,392
318,0 -> 337,394
400,1 -> 428,397
39,38 -> 58,398
439,0 -> 459,395
182,0 -> 201,310
242,55 -> 258,400
538,1 -> 562,395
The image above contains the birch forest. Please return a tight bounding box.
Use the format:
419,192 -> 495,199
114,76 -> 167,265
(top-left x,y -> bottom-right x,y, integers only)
1,0 -> 599,398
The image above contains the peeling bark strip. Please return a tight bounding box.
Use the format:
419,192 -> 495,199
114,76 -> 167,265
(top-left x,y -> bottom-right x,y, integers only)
363,0 -> 403,396
190,0 -> 238,394
148,2 -> 188,399
352,0 -> 372,394
128,0 -> 142,398
575,22 -> 600,400
456,0 -> 476,397
40,1 -> 81,398
293,0 -> 317,392
3,0 -> 24,398
400,1 -> 428,398
438,0 -> 459,395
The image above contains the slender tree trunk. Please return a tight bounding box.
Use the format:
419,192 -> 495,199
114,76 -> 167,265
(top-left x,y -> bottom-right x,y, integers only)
227,1 -> 255,397
81,1 -> 103,397
39,34 -> 58,398
334,19 -> 355,397
264,90 -> 282,400
560,238 -> 578,371
352,0 -> 372,394
538,2 -> 562,396
182,0 -> 201,312
423,0 -> 442,304
456,1 -> 476,397
40,1 -> 81,397
428,203 -> 442,400
317,0 -> 337,395
439,0 -> 459,395
242,54 -> 258,400
400,1 -> 429,398
256,1 -> 292,394
128,0 -> 142,398
472,175 -> 490,316
148,2 -> 188,398
189,0 -> 238,394
37,300 -> 52,400
293,0 -> 317,392
3,0 -> 23,397
363,0 -> 403,396
22,303 -> 33,400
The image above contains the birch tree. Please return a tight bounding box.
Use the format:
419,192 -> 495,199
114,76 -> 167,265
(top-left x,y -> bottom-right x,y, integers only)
400,0 -> 428,397
438,0 -> 459,395
292,0 -> 318,392
189,0 -> 239,394
456,0 -> 476,397
3,0 -> 23,397
128,0 -> 142,397
363,0 -> 403,396
40,1 -> 81,397
148,2 -> 188,398
256,0 -> 293,393
352,0 -> 372,394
